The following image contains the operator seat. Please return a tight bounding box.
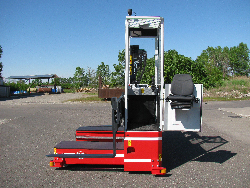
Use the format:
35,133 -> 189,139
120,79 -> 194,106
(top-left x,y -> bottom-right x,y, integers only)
167,74 -> 196,109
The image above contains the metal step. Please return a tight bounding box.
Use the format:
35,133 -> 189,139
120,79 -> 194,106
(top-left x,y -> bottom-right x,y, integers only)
47,154 -> 115,158
52,141 -> 124,150
76,125 -> 124,131
47,141 -> 124,159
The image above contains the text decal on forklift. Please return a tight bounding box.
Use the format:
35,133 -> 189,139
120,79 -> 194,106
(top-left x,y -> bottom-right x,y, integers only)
128,140 -> 132,146
159,154 -> 162,161
129,55 -> 132,75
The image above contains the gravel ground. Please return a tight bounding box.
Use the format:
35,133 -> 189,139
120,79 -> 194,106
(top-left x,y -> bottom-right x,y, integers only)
0,93 -> 250,187
0,92 -> 88,105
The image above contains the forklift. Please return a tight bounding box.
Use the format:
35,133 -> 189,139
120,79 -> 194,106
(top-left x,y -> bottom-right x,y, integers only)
47,10 -> 203,175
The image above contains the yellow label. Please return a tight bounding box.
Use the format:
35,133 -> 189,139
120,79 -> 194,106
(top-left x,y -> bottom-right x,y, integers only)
161,168 -> 166,174
54,148 -> 56,154
128,140 -> 132,146
159,154 -> 162,161
141,88 -> 144,93
50,161 -> 54,167
129,55 -> 132,75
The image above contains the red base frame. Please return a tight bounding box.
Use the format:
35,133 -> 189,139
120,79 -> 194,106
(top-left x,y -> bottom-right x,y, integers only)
49,128 -> 166,175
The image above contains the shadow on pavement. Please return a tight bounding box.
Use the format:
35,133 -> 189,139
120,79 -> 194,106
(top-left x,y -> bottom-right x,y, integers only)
0,93 -> 47,101
56,164 -> 124,172
162,131 -> 237,172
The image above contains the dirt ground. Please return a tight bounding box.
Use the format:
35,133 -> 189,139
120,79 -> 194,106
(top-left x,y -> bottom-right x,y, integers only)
0,93 -> 250,187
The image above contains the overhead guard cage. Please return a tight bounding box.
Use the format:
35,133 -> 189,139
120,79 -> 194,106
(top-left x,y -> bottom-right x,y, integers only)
125,16 -> 164,131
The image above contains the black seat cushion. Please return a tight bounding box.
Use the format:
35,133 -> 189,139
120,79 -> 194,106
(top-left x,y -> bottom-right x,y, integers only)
168,94 -> 194,101
171,74 -> 194,96
167,74 -> 195,109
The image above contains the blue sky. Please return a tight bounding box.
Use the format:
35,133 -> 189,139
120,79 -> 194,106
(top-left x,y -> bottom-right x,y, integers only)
1,0 -> 249,79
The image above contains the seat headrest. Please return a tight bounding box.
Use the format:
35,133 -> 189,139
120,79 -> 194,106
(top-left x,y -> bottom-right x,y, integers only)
171,74 -> 194,95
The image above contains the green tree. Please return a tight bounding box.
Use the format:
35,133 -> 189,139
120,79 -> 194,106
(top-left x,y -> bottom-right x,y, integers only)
229,42 -> 250,76
140,57 -> 155,84
114,49 -> 212,87
196,46 -> 230,78
5,80 -> 29,91
31,79 -> 43,86
73,66 -> 88,89
86,66 -> 97,88
164,50 -> 194,83
133,50 -> 208,87
65,77 -> 75,89
96,62 -> 110,86
197,43 -> 250,78
110,49 -> 125,87
0,45 -> 3,78
50,78 -> 60,86
56,78 -> 72,89
196,49 -> 224,88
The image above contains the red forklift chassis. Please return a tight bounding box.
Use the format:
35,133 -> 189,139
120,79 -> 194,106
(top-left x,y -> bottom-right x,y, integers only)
50,127 -> 166,175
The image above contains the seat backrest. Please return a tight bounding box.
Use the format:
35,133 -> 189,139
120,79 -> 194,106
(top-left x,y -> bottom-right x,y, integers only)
171,74 -> 194,96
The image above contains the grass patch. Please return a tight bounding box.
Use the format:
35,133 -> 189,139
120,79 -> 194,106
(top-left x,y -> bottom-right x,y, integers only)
65,95 -> 104,103
203,96 -> 250,102
204,76 -> 250,101
81,92 -> 98,95
63,89 -> 76,93
63,89 -> 98,94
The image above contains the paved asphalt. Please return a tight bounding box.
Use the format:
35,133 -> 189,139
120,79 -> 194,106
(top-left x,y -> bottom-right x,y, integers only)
0,95 -> 249,187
